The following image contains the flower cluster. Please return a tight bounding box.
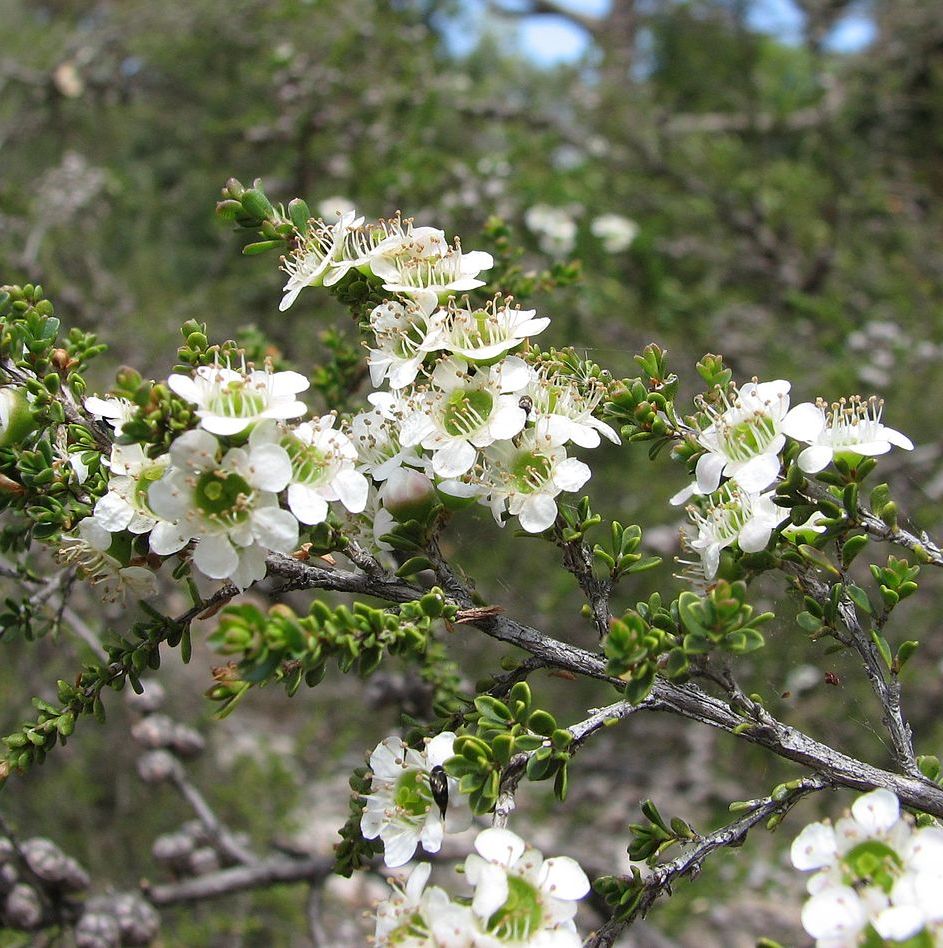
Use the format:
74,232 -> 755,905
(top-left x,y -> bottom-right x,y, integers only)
374,827 -> 590,947
675,380 -> 912,580
791,788 -> 943,946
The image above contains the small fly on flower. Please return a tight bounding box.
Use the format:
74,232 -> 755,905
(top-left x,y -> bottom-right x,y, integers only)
518,395 -> 533,417
429,764 -> 449,820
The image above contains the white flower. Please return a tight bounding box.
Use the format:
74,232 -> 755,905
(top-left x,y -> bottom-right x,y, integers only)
439,299 -> 550,364
524,204 -> 577,257
84,395 -> 136,436
401,358 -> 530,478
361,732 -> 468,869
349,393 -> 424,481
374,862 -> 478,947
671,380 -> 792,505
367,295 -> 447,390
279,209 -> 363,310
93,445 -> 168,535
590,214 -> 638,253
685,485 -> 788,580
249,418 -> 367,525
58,518 -> 157,603
167,363 -> 309,437
317,195 -> 356,220
371,241 -> 494,302
147,429 -> 297,590
480,432 -> 591,533
527,370 -> 620,448
464,827 -> 589,945
781,396 -> 914,474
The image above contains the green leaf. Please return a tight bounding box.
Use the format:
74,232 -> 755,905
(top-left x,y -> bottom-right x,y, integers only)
624,664 -> 656,705
870,630 -> 893,671
846,584 -> 872,615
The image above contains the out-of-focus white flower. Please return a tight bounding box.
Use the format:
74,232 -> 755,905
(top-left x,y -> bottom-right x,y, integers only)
58,518 -> 157,602
684,485 -> 788,580
250,418 -> 368,526
147,429 -> 297,589
317,195 -> 357,219
781,396 -> 914,474
671,380 -> 792,505
401,358 -> 530,478
479,431 -> 591,533
464,827 -> 589,945
361,732 -> 468,869
524,204 -> 577,257
439,299 -> 550,365
590,213 -> 638,253
367,296 -> 447,390
279,210 -> 362,310
168,363 -> 309,437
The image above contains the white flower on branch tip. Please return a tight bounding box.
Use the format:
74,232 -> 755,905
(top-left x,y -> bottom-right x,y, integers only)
374,862 -> 478,947
371,240 -> 494,302
781,395 -> 914,474
146,429 -> 298,590
527,370 -> 620,449
400,357 -> 530,478
58,518 -> 158,603
167,363 -> 309,437
349,394 -> 425,482
439,298 -> 550,365
368,295 -> 447,390
84,394 -> 136,436
334,216 -> 449,288
279,209 -> 363,310
464,827 -> 589,946
590,213 -> 638,253
478,432 -> 591,534
671,379 -> 792,506
361,732 -> 469,869
249,418 -> 368,525
684,485 -> 788,580
92,444 -> 168,536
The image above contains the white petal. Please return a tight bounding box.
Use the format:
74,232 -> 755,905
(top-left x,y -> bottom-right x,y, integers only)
552,457 -> 591,492
425,732 -> 457,768
851,788 -> 899,835
432,439 -> 477,478
93,492 -> 133,532
369,737 -> 406,778
486,404 -> 526,442
193,534 -> 239,579
519,494 -> 558,533
166,374 -> 201,405
197,412 -> 254,436
695,451 -> 726,494
333,469 -> 369,513
790,822 -> 837,871
248,444 -> 292,492
538,857 -> 590,900
470,862 -> 509,919
670,482 -> 697,506
738,519 -> 773,554
801,885 -> 866,940
252,507 -> 299,553
781,402 -> 826,442
379,825 -> 419,869
798,444 -> 833,473
732,453 -> 781,492
148,520 -> 190,556
873,905 -> 923,941
230,544 -> 267,589
475,827 -> 525,867
882,426 -> 914,450
420,810 -> 444,853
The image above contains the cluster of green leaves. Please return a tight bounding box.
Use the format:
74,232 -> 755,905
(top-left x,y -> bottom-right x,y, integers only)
605,345 -> 680,454
216,177 -> 299,257
605,582 -> 772,704
444,682 -> 573,813
334,766 -> 384,877
208,590 -> 457,714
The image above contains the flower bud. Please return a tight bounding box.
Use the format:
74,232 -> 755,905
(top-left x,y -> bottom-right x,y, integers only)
379,468 -> 437,522
0,388 -> 36,447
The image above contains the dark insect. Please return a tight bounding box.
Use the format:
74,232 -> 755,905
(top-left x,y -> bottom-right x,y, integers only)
429,765 -> 449,820
825,672 -> 841,687
518,395 -> 533,417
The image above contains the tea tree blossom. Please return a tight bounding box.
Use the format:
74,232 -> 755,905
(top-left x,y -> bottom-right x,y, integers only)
527,370 -> 620,448
84,394 -> 136,436
332,217 -> 448,288
400,357 -> 530,478
361,732 -> 468,869
684,485 -> 789,580
146,429 -> 297,589
781,395 -> 914,474
349,394 -> 424,482
167,363 -> 309,437
524,204 -> 577,257
367,296 -> 446,390
671,379 -> 792,505
439,299 -> 549,364
478,432 -> 591,533
371,242 -> 494,301
464,827 -> 590,945
58,518 -> 157,603
249,417 -> 368,525
791,789 -> 943,946
279,209 -> 362,310
590,213 -> 639,253
92,444 -> 168,536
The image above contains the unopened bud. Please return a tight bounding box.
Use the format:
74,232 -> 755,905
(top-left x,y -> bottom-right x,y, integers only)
75,909 -> 120,948
137,750 -> 180,784
0,388 -> 36,448
380,468 -> 437,522
5,883 -> 42,930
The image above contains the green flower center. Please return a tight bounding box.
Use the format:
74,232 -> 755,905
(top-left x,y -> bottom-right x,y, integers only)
282,434 -> 329,486
486,876 -> 544,941
720,414 -> 776,461
194,469 -> 253,526
207,380 -> 268,419
387,913 -> 429,945
393,769 -> 432,818
442,387 -> 493,437
510,451 -> 553,494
